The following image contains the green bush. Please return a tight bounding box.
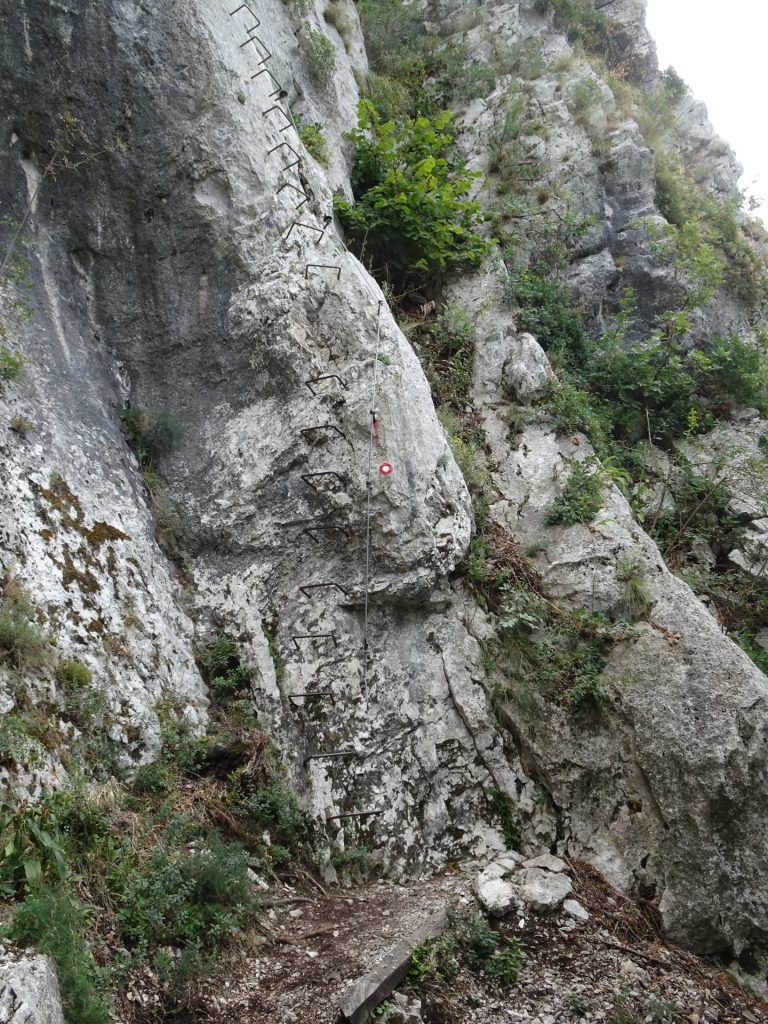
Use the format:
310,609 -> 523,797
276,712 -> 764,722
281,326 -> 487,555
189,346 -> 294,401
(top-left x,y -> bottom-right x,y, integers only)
544,458 -> 604,526
356,0 -> 425,71
335,101 -> 490,284
660,66 -> 689,102
120,406 -> 182,471
408,306 -> 476,412
536,0 -> 610,52
56,658 -> 92,689
301,28 -> 336,86
115,830 -> 258,953
194,633 -> 254,701
362,72 -> 412,121
9,886 -> 110,1024
505,269 -> 587,364
570,78 -> 601,121
294,114 -> 329,166
409,910 -> 525,990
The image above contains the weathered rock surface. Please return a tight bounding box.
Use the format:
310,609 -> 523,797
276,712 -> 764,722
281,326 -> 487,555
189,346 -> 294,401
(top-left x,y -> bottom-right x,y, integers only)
3,0 -> 768,983
0,0 -> 530,868
0,949 -> 64,1024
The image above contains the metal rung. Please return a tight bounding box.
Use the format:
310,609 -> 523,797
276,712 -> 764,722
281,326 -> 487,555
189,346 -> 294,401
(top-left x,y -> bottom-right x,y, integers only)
242,35 -> 272,64
299,583 -> 349,598
250,65 -> 280,87
288,691 -> 335,704
241,34 -> 267,54
303,524 -> 350,543
301,472 -> 347,491
239,25 -> 261,45
277,181 -> 309,209
285,221 -> 326,243
300,424 -> 348,443
305,263 -> 341,280
267,141 -> 301,171
326,810 -> 383,821
292,633 -> 338,651
230,3 -> 254,14
304,374 -> 348,395
304,750 -> 356,765
263,104 -> 294,132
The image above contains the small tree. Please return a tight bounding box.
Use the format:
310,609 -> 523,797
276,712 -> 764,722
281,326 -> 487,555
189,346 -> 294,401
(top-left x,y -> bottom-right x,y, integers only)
334,100 -> 491,287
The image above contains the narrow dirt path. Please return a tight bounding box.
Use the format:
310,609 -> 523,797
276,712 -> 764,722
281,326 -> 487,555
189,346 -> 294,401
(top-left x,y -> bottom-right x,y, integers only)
196,867 -> 474,1023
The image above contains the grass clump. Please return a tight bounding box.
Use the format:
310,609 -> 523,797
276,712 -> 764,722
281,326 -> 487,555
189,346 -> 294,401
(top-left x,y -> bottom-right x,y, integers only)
0,575 -> 49,672
616,555 -> 652,620
406,306 -> 476,413
0,346 -> 24,390
544,458 -> 604,526
335,101 -> 490,288
56,658 -> 92,689
9,415 -> 33,435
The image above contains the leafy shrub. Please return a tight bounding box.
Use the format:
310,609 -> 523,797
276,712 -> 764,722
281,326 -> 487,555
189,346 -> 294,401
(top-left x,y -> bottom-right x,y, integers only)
505,269 -> 587,364
9,886 -> 110,1024
195,632 -> 254,701
356,0 -> 425,71
335,101 -> 490,285
544,458 -> 604,526
362,72 -> 412,121
536,0 -> 610,52
660,66 -> 689,102
239,779 -> 313,850
409,910 -> 525,990
294,115 -> 329,166
301,28 -> 336,86
567,672 -> 609,725
120,406 -> 182,471
427,40 -> 496,106
0,799 -> 68,894
115,830 -> 258,952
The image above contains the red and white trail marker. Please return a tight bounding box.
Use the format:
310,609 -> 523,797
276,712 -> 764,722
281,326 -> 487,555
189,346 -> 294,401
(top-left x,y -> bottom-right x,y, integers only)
378,462 -> 394,476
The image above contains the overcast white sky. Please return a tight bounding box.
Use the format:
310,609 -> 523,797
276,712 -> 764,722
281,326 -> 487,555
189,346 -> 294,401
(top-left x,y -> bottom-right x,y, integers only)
645,0 -> 767,220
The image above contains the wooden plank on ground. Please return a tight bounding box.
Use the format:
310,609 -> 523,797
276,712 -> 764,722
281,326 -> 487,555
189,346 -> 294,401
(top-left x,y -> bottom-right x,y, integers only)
337,907 -> 448,1024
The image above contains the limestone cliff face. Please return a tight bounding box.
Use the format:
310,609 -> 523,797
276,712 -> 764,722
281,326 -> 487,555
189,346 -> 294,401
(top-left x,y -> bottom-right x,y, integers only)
1,0 -> 768,973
